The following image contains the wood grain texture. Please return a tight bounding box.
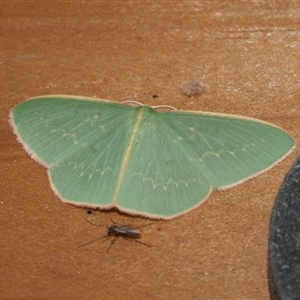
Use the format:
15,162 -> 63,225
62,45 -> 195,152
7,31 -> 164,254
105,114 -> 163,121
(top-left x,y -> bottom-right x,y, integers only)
1,2 -> 299,299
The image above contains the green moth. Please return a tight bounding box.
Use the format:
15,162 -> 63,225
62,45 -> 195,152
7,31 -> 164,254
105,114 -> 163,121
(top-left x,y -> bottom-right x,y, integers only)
10,95 -> 295,219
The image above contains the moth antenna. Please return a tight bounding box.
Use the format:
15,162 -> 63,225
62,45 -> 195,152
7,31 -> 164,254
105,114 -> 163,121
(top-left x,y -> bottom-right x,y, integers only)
152,105 -> 177,111
122,100 -> 144,107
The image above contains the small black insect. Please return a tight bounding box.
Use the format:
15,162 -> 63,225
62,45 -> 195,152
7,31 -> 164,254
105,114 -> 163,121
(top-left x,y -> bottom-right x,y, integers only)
78,218 -> 153,252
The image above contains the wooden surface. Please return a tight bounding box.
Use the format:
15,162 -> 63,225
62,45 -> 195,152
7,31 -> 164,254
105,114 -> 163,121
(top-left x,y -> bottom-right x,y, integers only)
1,2 -> 299,299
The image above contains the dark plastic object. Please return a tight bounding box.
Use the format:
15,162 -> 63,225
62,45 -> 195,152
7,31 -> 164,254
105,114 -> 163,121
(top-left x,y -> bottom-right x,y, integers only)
268,155 -> 300,300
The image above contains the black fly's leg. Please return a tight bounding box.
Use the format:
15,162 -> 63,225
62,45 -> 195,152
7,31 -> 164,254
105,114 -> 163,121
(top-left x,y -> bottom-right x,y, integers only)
86,219 -> 105,227
77,234 -> 110,248
122,236 -> 152,248
107,236 -> 119,253
134,239 -> 152,248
